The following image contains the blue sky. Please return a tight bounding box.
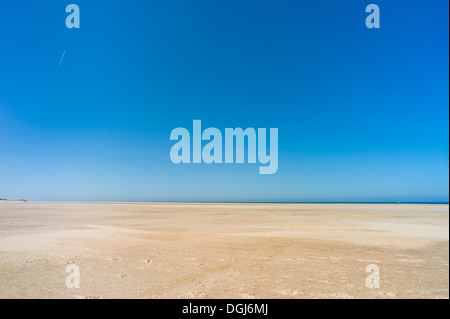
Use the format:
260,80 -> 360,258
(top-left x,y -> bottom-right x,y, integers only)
0,0 -> 448,202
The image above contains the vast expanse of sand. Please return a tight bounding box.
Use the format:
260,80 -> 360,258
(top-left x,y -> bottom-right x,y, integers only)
0,201 -> 448,299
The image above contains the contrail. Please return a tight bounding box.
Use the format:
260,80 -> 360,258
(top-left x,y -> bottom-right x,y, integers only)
56,51 -> 66,76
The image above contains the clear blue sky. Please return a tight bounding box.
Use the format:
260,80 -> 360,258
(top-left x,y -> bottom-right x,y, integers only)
0,0 -> 448,202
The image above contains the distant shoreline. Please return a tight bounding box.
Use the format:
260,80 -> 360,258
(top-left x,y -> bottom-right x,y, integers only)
1,200 -> 448,205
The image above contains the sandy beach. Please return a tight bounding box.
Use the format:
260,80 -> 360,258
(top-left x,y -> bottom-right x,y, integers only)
0,201 -> 448,299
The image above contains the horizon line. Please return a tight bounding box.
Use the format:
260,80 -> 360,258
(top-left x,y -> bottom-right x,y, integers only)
1,199 -> 448,205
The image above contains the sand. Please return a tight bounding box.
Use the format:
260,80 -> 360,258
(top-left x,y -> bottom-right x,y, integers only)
0,201 -> 448,299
